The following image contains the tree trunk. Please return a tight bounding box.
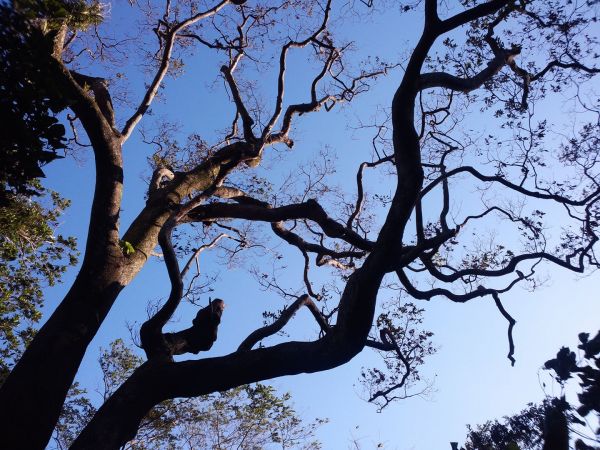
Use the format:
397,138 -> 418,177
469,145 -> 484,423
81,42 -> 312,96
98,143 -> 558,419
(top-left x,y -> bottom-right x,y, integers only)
0,198 -> 177,449
0,269 -> 124,449
0,86 -> 130,447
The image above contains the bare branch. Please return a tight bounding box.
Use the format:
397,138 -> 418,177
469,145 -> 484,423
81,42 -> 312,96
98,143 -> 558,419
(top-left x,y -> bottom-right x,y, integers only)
347,156 -> 394,228
267,61 -> 396,147
531,57 -> 600,81
188,199 -> 376,251
421,165 -> 600,207
271,221 -> 365,262
180,233 -> 230,279
237,294 -> 329,351
120,0 -> 231,142
418,47 -> 521,93
438,0 -> 510,34
261,0 -> 333,140
492,292 -> 516,366
220,65 -> 256,142
366,329 -> 412,404
396,269 -> 524,303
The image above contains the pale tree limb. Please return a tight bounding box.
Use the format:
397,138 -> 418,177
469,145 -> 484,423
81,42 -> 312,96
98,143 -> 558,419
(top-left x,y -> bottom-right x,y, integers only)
261,0 -> 334,140
120,0 -> 233,142
181,233 -> 230,279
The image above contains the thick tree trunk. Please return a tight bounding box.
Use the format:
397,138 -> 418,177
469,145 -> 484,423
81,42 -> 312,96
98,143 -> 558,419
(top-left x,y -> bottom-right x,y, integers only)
0,269 -> 124,449
0,201 -> 178,449
0,104 -> 128,449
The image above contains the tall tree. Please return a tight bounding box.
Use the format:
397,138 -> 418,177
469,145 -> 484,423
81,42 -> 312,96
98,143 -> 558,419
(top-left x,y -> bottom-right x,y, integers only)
0,0 -> 598,448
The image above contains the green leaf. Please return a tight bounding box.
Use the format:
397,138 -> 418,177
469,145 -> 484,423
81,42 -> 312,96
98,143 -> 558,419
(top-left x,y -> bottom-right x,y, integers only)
119,240 -> 135,256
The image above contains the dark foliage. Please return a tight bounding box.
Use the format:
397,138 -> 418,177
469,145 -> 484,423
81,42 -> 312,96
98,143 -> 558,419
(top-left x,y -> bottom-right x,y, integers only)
461,331 -> 600,450
0,3 -> 68,205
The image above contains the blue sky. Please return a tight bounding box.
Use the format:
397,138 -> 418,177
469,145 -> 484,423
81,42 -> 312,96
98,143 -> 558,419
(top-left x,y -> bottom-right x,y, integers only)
39,0 -> 600,448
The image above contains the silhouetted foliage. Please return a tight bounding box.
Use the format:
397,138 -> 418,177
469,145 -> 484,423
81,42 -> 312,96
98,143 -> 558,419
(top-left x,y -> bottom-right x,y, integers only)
0,188 -> 77,384
461,331 -> 600,450
0,4 -> 66,204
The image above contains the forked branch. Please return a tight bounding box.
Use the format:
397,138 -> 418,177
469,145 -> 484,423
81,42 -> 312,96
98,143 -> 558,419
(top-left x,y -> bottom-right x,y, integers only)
238,294 -> 330,351
120,0 -> 231,142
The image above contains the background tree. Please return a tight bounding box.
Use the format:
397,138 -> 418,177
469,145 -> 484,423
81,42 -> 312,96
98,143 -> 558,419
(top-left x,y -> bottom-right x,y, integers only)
0,188 -> 77,383
0,0 -> 102,204
0,0 -> 598,448
0,3 -> 64,204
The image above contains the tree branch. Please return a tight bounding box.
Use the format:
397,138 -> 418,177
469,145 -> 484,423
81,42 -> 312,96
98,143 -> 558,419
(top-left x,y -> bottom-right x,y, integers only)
421,165 -> 600,207
121,0 -> 231,142
271,221 -> 365,262
70,72 -> 117,129
347,156 -> 394,228
188,199 -> 375,251
237,294 -> 329,351
438,0 -> 510,34
492,292 -> 516,366
396,268 -> 524,303
220,65 -> 256,143
367,329 -> 412,404
418,46 -> 521,93
139,217 -> 183,359
261,0 -> 334,140
162,299 -> 225,355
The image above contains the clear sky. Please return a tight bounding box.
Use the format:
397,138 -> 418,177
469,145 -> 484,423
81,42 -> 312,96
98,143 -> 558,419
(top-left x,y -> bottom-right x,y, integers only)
39,0 -> 600,448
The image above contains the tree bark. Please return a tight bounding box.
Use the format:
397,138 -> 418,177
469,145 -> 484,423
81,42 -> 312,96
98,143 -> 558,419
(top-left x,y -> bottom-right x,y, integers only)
0,270 -> 125,450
